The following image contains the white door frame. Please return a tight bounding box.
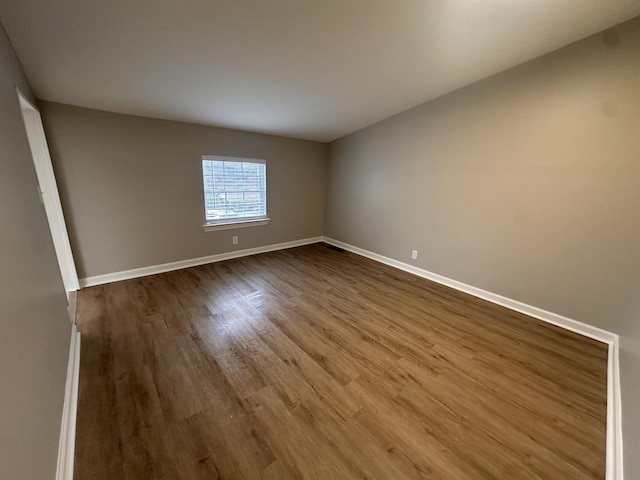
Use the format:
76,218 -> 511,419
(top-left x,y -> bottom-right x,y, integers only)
17,89 -> 80,296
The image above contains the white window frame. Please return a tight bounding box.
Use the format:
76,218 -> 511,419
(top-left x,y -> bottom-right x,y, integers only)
201,155 -> 270,232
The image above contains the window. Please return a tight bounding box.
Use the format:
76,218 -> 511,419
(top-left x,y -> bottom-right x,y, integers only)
201,155 -> 269,231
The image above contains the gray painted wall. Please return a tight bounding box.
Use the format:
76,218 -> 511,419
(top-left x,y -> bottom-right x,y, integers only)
325,17 -> 640,333
39,103 -> 328,279
620,282 -> 640,478
14,13 -> 640,478
0,23 -> 71,480
326,17 -> 640,477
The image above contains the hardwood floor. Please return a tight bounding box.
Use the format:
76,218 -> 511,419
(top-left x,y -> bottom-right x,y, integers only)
74,243 -> 608,479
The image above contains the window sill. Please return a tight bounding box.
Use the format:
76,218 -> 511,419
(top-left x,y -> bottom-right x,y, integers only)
202,217 -> 270,232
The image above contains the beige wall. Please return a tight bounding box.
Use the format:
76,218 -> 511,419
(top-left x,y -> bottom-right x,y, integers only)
39,103 -> 328,279
0,23 -> 71,480
326,17 -> 640,333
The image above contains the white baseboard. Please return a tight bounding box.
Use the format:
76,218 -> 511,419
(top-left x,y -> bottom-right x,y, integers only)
56,325 -> 81,480
79,236 -> 324,288
607,340 -> 624,480
322,236 -> 623,479
322,237 -> 615,344
74,235 -> 623,478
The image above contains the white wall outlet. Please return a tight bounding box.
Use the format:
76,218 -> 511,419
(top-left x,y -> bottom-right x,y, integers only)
232,236 -> 238,245
411,250 -> 418,260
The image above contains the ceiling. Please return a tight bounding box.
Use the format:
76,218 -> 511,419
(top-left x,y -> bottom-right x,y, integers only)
1,1 -> 639,142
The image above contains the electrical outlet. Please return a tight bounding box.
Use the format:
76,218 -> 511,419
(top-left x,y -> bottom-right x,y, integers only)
411,250 -> 418,260
232,236 -> 238,245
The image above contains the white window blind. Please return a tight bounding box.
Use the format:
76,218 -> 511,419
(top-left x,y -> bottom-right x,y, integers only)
202,155 -> 267,225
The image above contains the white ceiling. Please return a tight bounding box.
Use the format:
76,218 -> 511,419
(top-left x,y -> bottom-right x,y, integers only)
1,1 -> 639,142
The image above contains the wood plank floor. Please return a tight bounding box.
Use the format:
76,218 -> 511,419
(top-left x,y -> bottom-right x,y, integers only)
74,243 -> 608,480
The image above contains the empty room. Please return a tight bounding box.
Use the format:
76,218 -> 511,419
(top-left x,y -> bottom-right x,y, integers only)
1,1 -> 640,479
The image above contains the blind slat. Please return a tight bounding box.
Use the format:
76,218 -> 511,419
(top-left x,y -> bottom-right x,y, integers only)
202,157 -> 267,221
